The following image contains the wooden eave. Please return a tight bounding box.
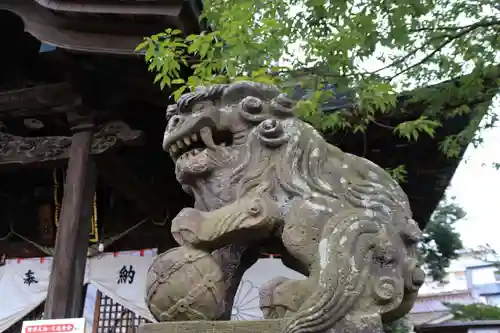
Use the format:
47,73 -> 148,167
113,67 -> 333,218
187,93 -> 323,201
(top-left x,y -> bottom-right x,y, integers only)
0,0 -> 203,55
34,0 -> 190,15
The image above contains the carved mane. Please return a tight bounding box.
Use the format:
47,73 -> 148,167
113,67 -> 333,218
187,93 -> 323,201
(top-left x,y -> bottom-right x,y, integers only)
229,102 -> 411,218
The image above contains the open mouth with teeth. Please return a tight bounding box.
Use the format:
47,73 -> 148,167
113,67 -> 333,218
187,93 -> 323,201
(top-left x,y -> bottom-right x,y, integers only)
165,126 -> 234,160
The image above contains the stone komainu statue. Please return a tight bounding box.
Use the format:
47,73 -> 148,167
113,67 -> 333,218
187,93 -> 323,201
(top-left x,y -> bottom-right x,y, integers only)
145,81 -> 425,333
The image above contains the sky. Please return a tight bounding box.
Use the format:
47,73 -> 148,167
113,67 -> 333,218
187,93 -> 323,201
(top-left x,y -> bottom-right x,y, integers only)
447,97 -> 500,252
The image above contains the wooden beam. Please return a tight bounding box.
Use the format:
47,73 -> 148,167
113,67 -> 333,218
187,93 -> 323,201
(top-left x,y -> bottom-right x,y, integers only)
95,153 -> 168,223
0,82 -> 78,118
44,114 -> 96,319
0,120 -> 143,169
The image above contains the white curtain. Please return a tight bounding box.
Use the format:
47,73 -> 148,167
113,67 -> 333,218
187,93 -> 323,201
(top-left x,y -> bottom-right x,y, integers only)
86,250 -> 157,322
0,258 -> 52,332
0,258 -> 91,333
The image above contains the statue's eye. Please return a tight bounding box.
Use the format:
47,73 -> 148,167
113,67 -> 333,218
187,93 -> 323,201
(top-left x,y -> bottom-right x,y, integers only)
166,104 -> 178,121
190,101 -> 214,115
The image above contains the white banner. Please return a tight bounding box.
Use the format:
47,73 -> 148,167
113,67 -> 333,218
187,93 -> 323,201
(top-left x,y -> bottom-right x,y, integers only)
0,258 -> 91,333
86,250 -> 157,322
0,258 -> 51,333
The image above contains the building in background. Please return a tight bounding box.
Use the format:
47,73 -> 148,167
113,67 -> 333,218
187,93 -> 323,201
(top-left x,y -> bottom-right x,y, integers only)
410,249 -> 500,325
466,262 -> 500,306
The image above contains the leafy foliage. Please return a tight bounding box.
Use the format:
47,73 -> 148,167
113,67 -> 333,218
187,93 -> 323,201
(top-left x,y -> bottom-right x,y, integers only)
445,302 -> 500,320
419,196 -> 465,281
136,0 -> 499,167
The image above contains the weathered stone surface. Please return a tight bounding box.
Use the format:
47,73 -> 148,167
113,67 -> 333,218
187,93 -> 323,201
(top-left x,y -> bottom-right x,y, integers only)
139,319 -> 284,333
145,81 -> 425,333
171,195 -> 281,250
146,247 -> 228,321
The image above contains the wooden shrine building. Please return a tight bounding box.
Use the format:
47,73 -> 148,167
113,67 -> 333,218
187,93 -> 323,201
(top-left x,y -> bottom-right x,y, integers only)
0,0 -> 498,328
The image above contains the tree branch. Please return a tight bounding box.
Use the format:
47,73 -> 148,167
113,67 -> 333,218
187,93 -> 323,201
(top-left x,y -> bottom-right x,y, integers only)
389,21 -> 493,80
409,19 -> 500,33
371,119 -> 396,130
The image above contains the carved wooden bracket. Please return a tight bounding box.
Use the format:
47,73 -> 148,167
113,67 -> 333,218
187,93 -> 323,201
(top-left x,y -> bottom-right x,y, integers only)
0,120 -> 143,168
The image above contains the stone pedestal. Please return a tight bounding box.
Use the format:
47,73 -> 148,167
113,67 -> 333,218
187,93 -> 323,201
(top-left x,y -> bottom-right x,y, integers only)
139,320 -> 283,333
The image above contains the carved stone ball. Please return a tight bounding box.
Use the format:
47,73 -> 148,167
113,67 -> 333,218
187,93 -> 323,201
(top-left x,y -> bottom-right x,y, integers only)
145,246 -> 227,322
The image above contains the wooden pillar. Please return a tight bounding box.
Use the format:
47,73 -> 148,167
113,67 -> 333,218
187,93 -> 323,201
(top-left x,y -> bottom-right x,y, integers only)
44,113 -> 96,319
92,290 -> 102,333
